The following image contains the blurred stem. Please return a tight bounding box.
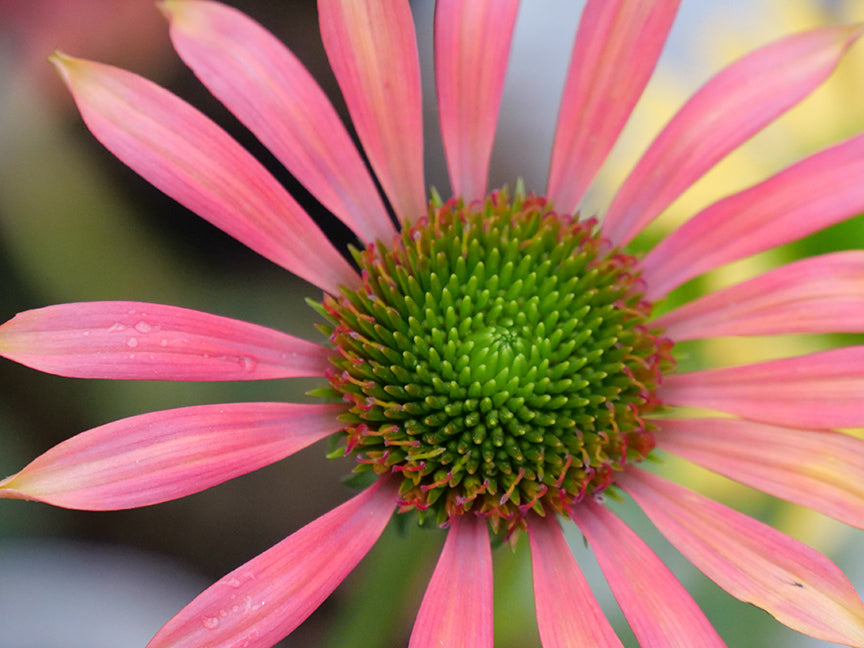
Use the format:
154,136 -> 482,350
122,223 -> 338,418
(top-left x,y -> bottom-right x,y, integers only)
321,519 -> 441,648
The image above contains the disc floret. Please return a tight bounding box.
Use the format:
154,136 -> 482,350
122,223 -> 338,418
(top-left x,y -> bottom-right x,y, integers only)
318,190 -> 673,532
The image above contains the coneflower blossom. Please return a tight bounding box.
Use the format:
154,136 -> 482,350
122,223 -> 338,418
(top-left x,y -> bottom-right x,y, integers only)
3,1 -> 864,646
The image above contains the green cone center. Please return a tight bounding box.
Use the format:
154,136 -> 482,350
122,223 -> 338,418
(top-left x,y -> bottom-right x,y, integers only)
318,190 -> 673,532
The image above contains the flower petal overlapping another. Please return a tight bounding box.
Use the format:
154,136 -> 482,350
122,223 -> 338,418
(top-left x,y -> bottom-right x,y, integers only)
2,1 -> 864,646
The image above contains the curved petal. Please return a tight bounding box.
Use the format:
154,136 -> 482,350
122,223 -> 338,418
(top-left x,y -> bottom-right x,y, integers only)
318,0 -> 426,224
571,500 -> 726,647
619,467 -> 864,646
51,53 -> 356,294
0,402 -> 346,510
434,0 -> 519,203
527,514 -> 623,648
653,417 -> 864,530
146,475 -> 398,648
162,0 -> 395,244
409,515 -> 492,648
660,346 -> 864,429
546,0 -> 680,214
642,132 -> 864,300
0,301 -> 330,381
601,25 -> 864,247
654,251 -> 864,340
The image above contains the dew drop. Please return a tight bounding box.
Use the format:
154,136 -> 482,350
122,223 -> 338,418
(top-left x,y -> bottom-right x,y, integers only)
240,357 -> 257,373
226,577 -> 241,588
134,321 -> 152,334
126,337 -> 139,348
108,323 -> 126,333
202,617 -> 219,629
159,339 -> 169,347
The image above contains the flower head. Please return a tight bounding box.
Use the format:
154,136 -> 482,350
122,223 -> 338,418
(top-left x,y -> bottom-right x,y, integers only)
3,1 -> 864,646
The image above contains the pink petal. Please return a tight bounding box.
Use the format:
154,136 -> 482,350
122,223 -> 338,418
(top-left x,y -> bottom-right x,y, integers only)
409,515 -> 492,648
660,347 -> 864,429
0,402 -> 345,510
619,467 -> 864,646
434,0 -> 519,203
653,417 -> 864,530
163,0 -> 395,244
318,0 -> 426,224
527,514 -> 623,648
601,25 -> 864,247
146,476 -> 398,648
51,53 -> 357,294
0,301 -> 330,381
642,132 -> 864,300
570,500 -> 726,647
546,0 -> 680,214
655,251 -> 864,340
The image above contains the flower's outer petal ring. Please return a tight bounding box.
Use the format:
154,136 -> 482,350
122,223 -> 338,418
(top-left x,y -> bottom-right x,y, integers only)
546,0 -> 680,215
0,301 -> 330,381
602,25 -> 864,247
162,0 -> 395,244
641,132 -> 864,300
620,467 -> 864,646
409,515 -> 492,648
435,0 -> 519,203
654,251 -> 864,339
528,514 -> 624,648
146,476 -> 399,648
0,402 -> 346,510
51,53 -> 357,294
571,501 -> 726,647
319,0 -> 426,224
660,346 -> 864,429
653,417 -> 864,530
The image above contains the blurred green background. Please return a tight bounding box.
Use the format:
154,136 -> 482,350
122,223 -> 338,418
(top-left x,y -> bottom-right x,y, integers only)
1,1 -> 863,646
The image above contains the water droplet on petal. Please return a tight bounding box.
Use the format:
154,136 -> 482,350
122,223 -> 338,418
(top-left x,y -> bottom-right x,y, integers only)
134,321 -> 152,334
226,577 -> 241,588
108,323 -> 126,333
126,337 -> 139,348
241,357 -> 256,373
202,617 -> 219,629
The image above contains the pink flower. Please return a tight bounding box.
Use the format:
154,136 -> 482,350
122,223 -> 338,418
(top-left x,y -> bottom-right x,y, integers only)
3,1 -> 864,646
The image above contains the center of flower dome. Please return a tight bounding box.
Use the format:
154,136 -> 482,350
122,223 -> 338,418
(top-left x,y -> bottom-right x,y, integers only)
317,190 -> 674,532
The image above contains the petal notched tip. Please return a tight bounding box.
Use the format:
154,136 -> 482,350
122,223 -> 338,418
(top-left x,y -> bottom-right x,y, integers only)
155,0 -> 177,20
48,50 -> 79,81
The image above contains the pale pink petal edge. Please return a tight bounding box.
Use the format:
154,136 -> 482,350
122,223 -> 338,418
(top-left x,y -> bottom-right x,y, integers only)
0,402 -> 345,510
527,513 -> 624,648
0,301 -> 331,381
147,476 -> 399,648
409,515 -> 493,648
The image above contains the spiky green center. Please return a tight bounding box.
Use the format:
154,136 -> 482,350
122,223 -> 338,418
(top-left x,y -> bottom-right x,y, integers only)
319,191 -> 672,532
